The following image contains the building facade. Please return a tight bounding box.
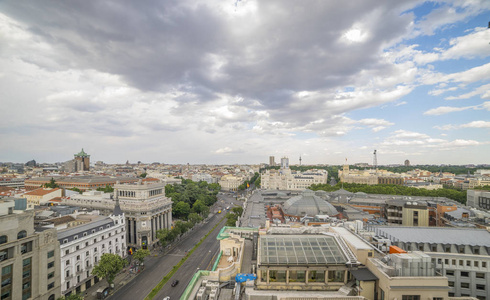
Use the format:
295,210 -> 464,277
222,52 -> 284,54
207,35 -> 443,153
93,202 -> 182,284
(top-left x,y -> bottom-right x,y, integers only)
57,213 -> 126,296
467,189 -> 490,210
65,181 -> 172,250
261,168 -> 328,191
25,176 -> 139,191
369,226 -> 490,299
0,200 -> 61,300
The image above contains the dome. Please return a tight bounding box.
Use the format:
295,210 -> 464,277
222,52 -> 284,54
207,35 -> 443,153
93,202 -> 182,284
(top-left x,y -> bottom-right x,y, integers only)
283,189 -> 339,217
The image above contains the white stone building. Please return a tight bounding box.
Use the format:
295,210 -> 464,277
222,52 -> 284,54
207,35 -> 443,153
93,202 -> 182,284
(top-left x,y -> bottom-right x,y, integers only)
64,180 -> 172,250
57,212 -> 126,297
261,168 -> 328,191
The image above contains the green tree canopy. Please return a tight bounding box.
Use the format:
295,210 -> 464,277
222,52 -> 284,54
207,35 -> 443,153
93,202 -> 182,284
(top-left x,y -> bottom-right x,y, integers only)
188,212 -> 203,225
43,178 -> 59,188
91,253 -> 127,285
133,249 -> 150,265
96,184 -> 114,193
173,201 -> 191,220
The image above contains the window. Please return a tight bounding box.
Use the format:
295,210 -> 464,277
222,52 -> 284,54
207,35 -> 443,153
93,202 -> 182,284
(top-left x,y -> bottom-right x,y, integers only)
328,270 -> 343,282
66,260 -> 70,266
85,242 -> 89,247
476,272 -> 485,279
74,236 -> 78,240
83,232 -> 87,237
446,270 -> 454,276
102,244 -> 105,249
17,230 -> 27,239
47,282 -> 54,290
66,270 -> 70,277
48,250 -> 55,258
22,257 -> 31,267
94,248 -> 98,252
448,281 -> 454,287
94,239 -> 97,243
22,281 -> 30,290
402,296 -> 420,300
65,250 -> 69,255
475,261 -> 479,267
461,271 -> 469,277
461,282 -> 469,289
445,259 -> 449,265
0,235 -> 7,245
63,239 -> 68,244
95,256 -> 98,263
86,261 -> 89,267
288,270 -> 305,283
102,235 -> 105,240
467,260 -> 471,267
22,270 -> 30,279
459,260 -> 463,266
21,241 -> 33,254
47,261 -> 55,269
92,230 -> 96,234
76,255 -> 80,261
483,262 -> 487,268
476,284 -> 485,290
0,247 -> 14,262
86,251 -> 89,256
2,265 -> 12,276
77,265 -> 80,272
474,248 -> 480,255
76,245 -> 79,251
452,259 -> 456,265
47,272 -> 54,279
66,282 -> 70,289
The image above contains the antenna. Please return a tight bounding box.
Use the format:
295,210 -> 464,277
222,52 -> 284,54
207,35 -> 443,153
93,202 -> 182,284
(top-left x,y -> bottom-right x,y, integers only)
373,150 -> 377,174
299,156 -> 302,166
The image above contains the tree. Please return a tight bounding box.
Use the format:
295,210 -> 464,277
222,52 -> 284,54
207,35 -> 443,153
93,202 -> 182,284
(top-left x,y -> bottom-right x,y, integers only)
231,206 -> 243,216
188,212 -> 203,225
139,172 -> 147,178
173,201 -> 191,220
69,187 -> 83,194
97,184 -> 114,193
43,178 -> 59,188
92,253 -> 127,286
156,228 -> 172,247
133,249 -> 150,265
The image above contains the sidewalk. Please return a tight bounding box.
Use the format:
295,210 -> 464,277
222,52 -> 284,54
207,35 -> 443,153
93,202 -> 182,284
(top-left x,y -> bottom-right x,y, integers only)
83,218 -> 211,300
83,248 -> 162,300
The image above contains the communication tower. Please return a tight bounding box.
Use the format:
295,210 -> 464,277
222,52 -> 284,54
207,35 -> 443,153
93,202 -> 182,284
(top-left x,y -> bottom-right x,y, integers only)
373,150 -> 377,173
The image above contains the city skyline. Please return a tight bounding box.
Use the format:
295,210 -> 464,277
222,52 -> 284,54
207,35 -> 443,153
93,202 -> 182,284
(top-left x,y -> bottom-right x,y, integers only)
0,1 -> 489,165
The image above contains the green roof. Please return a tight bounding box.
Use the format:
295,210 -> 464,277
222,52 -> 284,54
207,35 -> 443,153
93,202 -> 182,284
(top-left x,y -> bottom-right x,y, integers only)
75,148 -> 89,157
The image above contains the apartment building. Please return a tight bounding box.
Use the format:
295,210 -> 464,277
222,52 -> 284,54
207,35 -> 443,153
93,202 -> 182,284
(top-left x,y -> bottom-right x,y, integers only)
0,200 -> 61,300
57,212 -> 126,297
369,226 -> 490,299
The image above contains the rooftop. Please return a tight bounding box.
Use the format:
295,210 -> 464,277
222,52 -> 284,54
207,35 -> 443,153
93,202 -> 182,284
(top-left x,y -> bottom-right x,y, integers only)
372,226 -> 490,247
258,235 -> 348,265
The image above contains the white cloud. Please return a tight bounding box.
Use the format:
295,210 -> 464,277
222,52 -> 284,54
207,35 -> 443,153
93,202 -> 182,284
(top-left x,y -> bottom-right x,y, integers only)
435,120 -> 490,130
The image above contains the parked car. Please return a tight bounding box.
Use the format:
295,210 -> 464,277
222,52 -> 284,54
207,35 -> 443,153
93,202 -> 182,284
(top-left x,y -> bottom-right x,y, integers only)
171,280 -> 179,287
163,297 -> 170,300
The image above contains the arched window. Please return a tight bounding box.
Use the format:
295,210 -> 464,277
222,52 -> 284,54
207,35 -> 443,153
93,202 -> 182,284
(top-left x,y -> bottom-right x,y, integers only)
0,235 -> 7,245
48,295 -> 55,300
17,230 -> 27,239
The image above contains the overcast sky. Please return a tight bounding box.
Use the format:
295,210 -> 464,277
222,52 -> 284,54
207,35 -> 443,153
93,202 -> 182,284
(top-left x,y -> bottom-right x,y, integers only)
0,1 -> 489,165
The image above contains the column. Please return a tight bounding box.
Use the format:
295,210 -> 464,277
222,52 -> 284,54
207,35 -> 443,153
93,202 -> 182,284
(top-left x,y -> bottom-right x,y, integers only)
167,211 -> 172,229
127,218 -> 131,244
159,214 -> 162,230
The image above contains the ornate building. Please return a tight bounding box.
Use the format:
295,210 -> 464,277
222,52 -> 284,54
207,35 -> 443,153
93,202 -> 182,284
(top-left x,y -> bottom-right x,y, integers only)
65,180 -> 172,250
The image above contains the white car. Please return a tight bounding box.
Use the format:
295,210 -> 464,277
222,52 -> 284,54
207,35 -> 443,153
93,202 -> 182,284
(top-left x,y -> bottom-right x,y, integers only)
163,297 -> 170,300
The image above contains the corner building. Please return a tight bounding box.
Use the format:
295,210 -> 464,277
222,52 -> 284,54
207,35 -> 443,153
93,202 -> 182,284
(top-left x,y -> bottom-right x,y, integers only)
0,200 -> 61,300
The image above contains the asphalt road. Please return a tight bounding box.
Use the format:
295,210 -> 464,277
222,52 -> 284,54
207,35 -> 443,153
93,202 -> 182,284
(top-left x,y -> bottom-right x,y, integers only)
109,193 -> 239,300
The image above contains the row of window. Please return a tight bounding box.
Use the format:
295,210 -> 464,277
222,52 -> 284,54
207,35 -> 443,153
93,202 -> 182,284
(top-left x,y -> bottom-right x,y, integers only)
406,243 -> 483,254
62,225 -> 117,244
435,257 -> 488,269
448,281 -> 486,290
0,231 -> 28,245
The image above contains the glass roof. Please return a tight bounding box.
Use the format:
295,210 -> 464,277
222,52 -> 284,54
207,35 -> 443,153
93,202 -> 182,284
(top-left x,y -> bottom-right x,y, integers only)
259,235 -> 348,265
